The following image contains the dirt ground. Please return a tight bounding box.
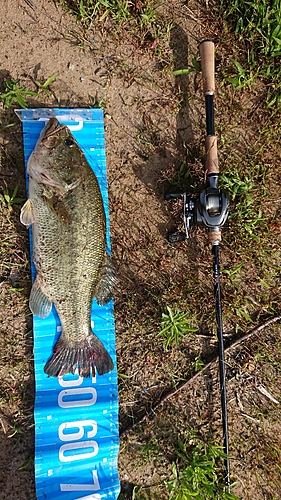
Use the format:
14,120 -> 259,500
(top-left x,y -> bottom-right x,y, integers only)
0,1 -> 281,499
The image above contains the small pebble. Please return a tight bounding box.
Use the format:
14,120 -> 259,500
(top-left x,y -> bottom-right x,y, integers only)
68,62 -> 75,70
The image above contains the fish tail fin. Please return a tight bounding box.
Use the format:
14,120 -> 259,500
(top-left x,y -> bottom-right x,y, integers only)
44,334 -> 114,378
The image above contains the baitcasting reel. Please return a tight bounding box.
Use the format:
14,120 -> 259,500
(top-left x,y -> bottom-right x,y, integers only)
165,173 -> 229,243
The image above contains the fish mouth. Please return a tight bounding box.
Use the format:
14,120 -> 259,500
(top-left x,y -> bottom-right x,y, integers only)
29,168 -> 67,196
27,118 -> 68,195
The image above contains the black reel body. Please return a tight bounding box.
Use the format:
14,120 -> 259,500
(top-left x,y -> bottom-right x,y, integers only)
166,174 -> 229,242
196,187 -> 229,229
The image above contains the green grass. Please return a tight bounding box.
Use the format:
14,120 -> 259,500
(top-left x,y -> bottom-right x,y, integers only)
59,0 -> 131,23
58,0 -> 161,27
0,79 -> 37,108
0,185 -> 25,212
158,306 -> 197,350
220,161 -> 268,244
0,75 -> 58,109
165,435 -> 239,500
219,0 -> 281,107
33,74 -> 57,96
222,0 -> 281,58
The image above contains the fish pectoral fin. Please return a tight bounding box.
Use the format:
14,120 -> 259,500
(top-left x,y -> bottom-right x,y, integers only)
50,195 -> 72,226
29,277 -> 52,318
20,199 -> 35,227
94,254 -> 116,306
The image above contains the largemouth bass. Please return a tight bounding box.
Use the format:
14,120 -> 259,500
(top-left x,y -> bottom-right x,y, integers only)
20,118 -> 114,378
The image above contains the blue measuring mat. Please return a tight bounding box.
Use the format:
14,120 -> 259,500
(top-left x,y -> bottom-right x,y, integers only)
15,108 -> 120,500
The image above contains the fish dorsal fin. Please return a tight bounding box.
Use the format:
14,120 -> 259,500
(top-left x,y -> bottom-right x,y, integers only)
20,199 -> 35,227
29,277 -> 52,318
94,254 -> 116,306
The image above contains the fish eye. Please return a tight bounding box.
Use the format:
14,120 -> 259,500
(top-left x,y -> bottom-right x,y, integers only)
65,138 -> 75,147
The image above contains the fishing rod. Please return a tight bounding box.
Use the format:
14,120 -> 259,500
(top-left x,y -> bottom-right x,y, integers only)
165,40 -> 230,490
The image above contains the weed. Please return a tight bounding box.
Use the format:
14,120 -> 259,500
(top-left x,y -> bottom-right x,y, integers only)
8,423 -> 22,438
0,186 -> 25,212
90,93 -> 106,108
19,455 -> 34,469
221,263 -> 243,278
171,56 -> 200,76
158,306 -> 197,350
139,2 -> 159,26
220,169 -> 254,201
132,487 -> 140,500
166,436 -> 239,500
59,0 -> 163,30
0,79 -> 37,108
222,0 -> 281,59
99,0 -> 131,24
140,436 -> 159,463
192,355 -> 204,372
162,153 -> 203,196
34,74 -> 57,96
0,120 -> 14,130
219,0 -> 281,106
60,0 -> 133,24
223,59 -> 257,90
235,306 -> 253,323
219,160 -> 268,246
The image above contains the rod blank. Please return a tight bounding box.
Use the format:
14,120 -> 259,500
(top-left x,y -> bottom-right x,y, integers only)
212,244 -> 231,491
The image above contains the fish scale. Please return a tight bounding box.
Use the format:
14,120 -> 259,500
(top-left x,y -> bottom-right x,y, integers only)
20,118 -> 114,378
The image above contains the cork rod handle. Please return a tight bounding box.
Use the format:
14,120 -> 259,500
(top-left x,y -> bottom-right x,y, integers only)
205,135 -> 218,174
200,40 -> 219,176
200,40 -> 215,95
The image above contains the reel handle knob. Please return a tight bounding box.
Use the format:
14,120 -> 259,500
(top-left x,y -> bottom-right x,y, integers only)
164,192 -> 183,201
167,231 -> 187,243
